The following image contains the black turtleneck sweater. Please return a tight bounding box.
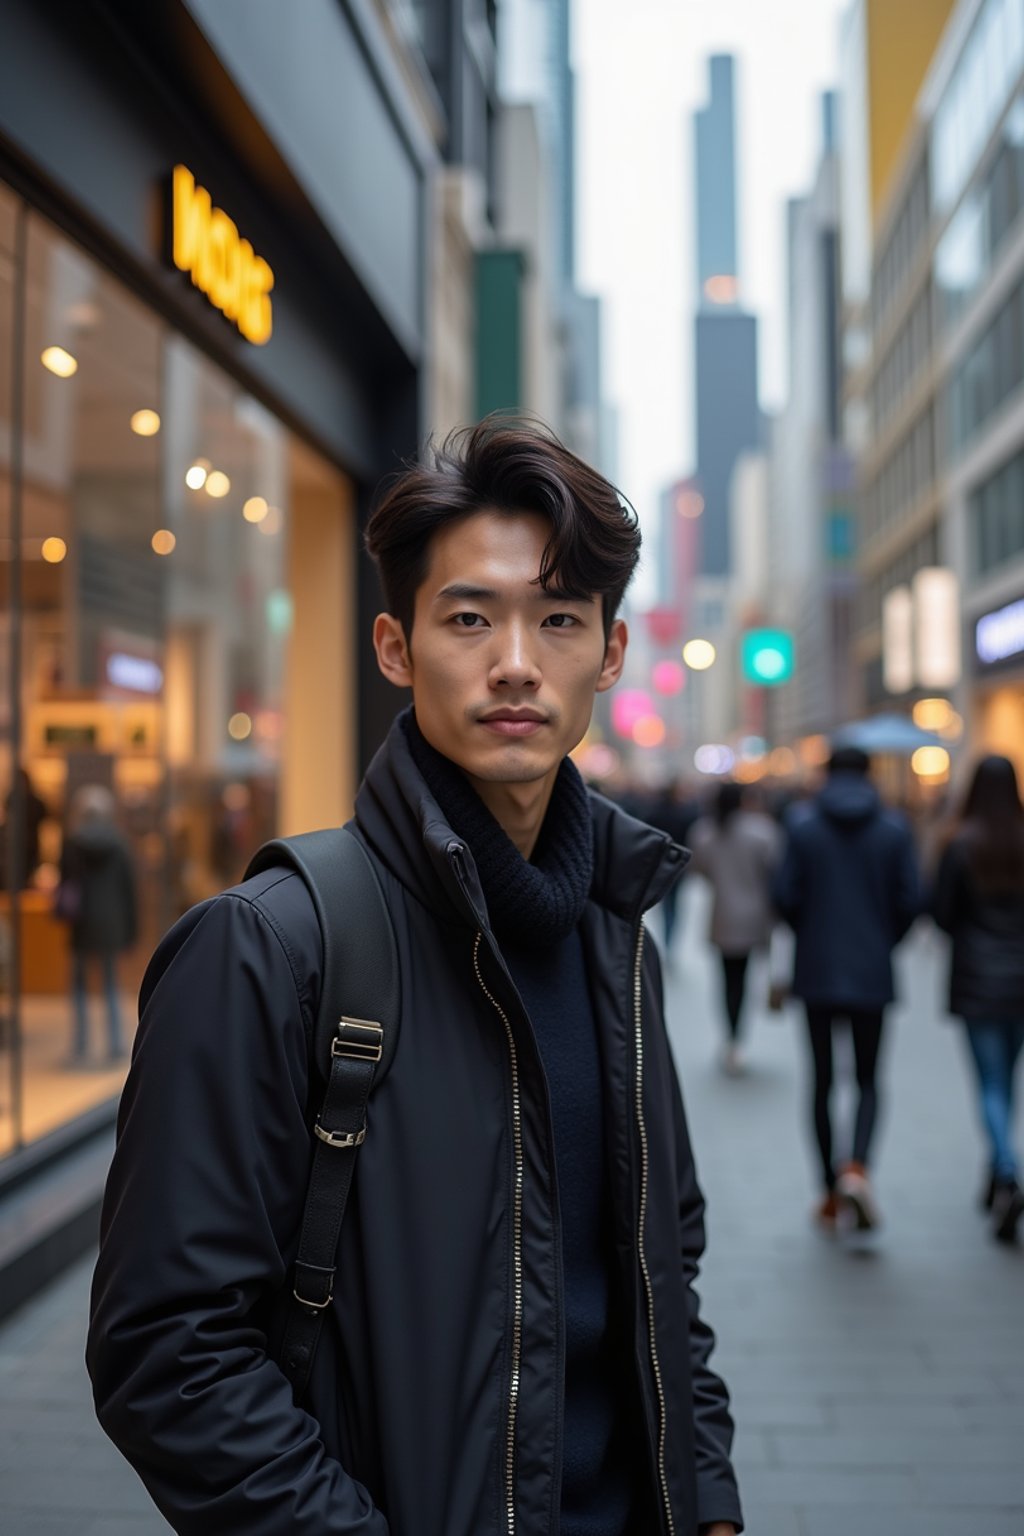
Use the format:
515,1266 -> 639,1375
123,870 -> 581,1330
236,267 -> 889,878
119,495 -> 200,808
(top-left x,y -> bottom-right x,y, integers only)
405,715 -> 635,1536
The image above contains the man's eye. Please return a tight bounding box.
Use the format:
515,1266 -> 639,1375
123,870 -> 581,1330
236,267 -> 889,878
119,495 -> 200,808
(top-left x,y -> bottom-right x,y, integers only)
544,613 -> 579,628
453,612 -> 486,628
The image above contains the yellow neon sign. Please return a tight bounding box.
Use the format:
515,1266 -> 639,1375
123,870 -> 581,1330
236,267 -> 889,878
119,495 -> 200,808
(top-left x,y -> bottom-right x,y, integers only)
171,165 -> 274,345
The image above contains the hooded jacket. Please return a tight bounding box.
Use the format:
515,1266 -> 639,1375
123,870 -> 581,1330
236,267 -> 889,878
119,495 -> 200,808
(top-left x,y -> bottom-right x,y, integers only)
772,772 -> 920,1009
87,712 -> 742,1536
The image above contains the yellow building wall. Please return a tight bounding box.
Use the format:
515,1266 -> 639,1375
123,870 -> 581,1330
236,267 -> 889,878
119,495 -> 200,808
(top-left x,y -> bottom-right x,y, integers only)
281,453 -> 358,836
974,685 -> 1024,786
866,0 -> 957,223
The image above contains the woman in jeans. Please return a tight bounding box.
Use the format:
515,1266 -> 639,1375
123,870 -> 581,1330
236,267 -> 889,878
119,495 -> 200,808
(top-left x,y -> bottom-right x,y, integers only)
932,755 -> 1024,1244
689,781 -> 781,1074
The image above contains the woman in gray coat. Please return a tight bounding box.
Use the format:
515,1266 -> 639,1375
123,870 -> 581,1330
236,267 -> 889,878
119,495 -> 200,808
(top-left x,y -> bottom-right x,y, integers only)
689,781 -> 781,1073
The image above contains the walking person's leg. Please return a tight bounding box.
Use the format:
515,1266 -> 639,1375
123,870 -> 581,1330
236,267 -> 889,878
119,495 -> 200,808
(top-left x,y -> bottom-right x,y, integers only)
965,1022 -> 1024,1242
661,878 -> 681,958
720,952 -> 750,1073
836,1010 -> 885,1231
804,1006 -> 837,1226
102,950 -> 125,1060
849,1009 -> 885,1168
964,1023 -> 1018,1183
70,949 -> 89,1061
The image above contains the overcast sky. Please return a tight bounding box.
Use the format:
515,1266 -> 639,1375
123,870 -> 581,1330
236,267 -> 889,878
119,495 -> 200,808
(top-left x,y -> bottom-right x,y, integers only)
574,0 -> 850,602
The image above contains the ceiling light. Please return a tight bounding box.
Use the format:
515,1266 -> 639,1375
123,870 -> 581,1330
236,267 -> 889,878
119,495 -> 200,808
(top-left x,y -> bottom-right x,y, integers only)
205,470 -> 231,498
185,460 -> 209,490
41,537 -> 68,564
243,496 -> 268,523
257,506 -> 282,536
41,346 -> 78,378
131,409 -> 161,437
151,529 -> 176,556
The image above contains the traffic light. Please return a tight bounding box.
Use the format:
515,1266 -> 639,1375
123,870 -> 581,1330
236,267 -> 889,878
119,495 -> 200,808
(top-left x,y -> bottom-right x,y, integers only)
741,629 -> 794,686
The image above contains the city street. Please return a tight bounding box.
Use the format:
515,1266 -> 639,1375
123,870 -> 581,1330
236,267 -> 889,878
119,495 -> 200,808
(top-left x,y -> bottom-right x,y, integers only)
1,883 -> 1022,1535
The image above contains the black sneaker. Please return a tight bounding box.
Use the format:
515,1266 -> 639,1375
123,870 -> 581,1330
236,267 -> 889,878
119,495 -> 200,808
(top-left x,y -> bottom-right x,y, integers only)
992,1180 -> 1024,1244
980,1170 -> 997,1213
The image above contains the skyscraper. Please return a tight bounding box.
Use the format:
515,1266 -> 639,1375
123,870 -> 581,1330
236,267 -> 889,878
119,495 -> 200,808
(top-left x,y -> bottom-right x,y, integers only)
692,56 -> 760,578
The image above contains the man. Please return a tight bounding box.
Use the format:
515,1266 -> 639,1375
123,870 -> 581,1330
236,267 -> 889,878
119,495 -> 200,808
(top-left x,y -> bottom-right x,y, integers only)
773,746 -> 920,1233
88,418 -> 742,1536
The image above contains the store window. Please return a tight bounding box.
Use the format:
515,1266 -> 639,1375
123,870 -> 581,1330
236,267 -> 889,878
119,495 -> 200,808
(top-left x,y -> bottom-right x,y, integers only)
0,199 -> 354,1156
0,184 -> 17,1155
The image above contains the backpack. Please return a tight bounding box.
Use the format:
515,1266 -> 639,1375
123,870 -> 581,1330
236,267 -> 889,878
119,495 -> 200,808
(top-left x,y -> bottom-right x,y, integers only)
244,827 -> 400,1398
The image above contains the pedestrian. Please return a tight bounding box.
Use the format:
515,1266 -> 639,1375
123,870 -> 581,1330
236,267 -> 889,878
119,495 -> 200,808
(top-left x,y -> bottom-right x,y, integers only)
689,781 -> 780,1073
57,784 -> 137,1063
773,746 -> 920,1233
1,765 -> 48,890
646,776 -> 702,960
87,418 -> 743,1536
930,754 -> 1024,1244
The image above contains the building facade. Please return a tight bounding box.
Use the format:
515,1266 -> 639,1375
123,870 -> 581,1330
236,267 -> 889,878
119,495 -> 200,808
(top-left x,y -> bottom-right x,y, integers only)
927,0 -> 1024,780
770,95 -> 857,748
0,0 -> 497,1161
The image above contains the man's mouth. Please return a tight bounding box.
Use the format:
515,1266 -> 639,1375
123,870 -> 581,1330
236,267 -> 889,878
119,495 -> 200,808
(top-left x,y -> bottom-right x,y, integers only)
477,710 -> 548,737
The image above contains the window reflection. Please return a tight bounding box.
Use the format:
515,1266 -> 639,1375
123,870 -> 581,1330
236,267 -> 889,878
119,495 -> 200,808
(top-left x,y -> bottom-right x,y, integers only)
0,200 -> 352,1155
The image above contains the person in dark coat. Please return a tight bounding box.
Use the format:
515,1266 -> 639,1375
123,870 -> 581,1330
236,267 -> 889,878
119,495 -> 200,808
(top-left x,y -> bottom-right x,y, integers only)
931,754 -> 1024,1244
645,778 -> 702,958
87,419 -> 743,1536
1,766 -> 48,889
60,784 -> 137,1061
773,746 -> 920,1233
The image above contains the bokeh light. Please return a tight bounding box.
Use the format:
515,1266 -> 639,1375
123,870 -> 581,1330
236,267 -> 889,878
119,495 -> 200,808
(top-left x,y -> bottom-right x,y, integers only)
911,746 -> 950,779
611,688 -> 655,739
683,639 -> 716,671
41,537 -> 67,564
632,714 -> 666,748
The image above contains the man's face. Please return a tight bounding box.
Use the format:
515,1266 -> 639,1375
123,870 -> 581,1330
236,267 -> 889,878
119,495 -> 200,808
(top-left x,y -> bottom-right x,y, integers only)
373,509 -> 626,788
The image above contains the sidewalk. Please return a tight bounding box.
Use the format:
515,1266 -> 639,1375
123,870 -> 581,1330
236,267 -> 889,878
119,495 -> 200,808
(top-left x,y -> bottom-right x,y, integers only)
0,883 -> 1021,1534
664,881 -> 1024,1536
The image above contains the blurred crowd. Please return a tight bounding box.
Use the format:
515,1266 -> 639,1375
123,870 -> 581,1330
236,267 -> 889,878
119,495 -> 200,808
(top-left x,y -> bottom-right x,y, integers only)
602,750 -> 1024,1248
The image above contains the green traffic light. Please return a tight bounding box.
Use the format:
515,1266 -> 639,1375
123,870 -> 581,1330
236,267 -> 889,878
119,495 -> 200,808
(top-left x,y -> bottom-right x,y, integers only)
742,629 -> 794,686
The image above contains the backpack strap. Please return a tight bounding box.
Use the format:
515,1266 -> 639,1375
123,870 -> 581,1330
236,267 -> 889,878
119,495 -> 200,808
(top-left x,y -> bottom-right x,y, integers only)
244,826 -> 399,1397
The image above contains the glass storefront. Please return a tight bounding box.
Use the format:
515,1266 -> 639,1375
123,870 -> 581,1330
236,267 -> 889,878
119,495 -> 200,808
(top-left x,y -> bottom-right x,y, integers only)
0,191 -> 353,1157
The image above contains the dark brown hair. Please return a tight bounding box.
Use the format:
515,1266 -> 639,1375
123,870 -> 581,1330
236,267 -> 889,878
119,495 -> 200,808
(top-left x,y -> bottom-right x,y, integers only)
959,754 -> 1024,895
364,415 -> 641,641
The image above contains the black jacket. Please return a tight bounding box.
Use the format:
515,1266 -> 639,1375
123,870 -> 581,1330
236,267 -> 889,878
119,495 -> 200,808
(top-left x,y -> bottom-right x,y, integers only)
773,774 -> 920,1009
931,834 -> 1024,1020
61,823 -> 138,954
87,717 -> 742,1536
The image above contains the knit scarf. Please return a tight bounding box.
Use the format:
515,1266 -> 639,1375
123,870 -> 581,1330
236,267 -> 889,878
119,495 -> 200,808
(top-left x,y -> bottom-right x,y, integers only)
404,712 -> 594,947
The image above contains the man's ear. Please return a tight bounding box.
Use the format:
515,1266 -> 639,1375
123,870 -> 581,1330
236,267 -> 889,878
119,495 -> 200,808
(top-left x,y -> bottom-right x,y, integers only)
595,618 -> 627,693
373,613 -> 413,689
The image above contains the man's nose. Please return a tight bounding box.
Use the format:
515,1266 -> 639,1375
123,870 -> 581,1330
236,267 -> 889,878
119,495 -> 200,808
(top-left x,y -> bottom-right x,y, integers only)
489,623 -> 541,688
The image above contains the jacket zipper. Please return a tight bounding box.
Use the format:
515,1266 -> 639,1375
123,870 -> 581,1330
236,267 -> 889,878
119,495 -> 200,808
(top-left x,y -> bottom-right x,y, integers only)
472,929 -> 523,1536
633,922 -> 675,1536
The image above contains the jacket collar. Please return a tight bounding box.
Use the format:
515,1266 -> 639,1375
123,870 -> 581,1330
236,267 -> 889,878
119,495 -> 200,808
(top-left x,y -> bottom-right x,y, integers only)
354,707 -> 688,932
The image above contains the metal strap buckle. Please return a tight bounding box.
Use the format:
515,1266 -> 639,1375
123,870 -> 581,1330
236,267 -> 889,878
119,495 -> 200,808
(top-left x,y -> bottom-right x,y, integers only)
313,1122 -> 367,1149
293,1285 -> 333,1311
332,1017 -> 383,1064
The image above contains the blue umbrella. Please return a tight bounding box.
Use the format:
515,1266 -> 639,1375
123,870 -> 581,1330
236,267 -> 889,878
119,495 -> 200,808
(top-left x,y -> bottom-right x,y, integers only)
832,713 -> 944,755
